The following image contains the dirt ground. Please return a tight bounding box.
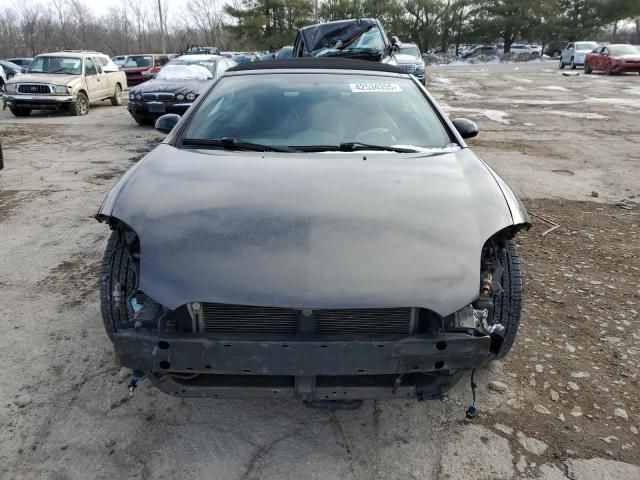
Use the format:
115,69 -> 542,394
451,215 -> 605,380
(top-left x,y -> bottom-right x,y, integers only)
0,61 -> 638,479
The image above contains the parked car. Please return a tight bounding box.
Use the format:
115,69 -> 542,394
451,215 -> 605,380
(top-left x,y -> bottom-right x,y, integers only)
527,45 -> 542,55
220,51 -> 260,64
559,41 -> 598,69
112,55 -> 128,67
127,55 -> 237,125
185,46 -> 220,55
5,58 -> 33,69
1,60 -> 26,76
509,44 -> 534,56
121,54 -> 169,86
585,44 -> 640,75
462,45 -> 498,59
0,64 -> 6,94
276,46 -> 294,60
96,58 -> 529,404
293,18 -> 397,65
395,42 -> 425,81
543,42 -> 567,58
3,51 -> 126,117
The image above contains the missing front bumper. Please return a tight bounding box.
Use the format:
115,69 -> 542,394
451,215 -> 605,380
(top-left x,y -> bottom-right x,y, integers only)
113,331 -> 491,399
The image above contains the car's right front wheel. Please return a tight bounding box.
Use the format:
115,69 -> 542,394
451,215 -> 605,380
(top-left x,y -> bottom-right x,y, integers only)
490,239 -> 523,359
70,92 -> 89,116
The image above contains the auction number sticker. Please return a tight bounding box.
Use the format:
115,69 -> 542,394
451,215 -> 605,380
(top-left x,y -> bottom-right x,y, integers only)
349,82 -> 402,93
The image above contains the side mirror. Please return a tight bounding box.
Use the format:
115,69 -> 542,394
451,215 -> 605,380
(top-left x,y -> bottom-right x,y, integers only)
155,113 -> 181,133
452,118 -> 479,139
391,36 -> 401,52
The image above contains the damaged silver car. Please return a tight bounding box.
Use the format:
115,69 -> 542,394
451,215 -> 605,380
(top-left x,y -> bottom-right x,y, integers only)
96,59 -> 529,407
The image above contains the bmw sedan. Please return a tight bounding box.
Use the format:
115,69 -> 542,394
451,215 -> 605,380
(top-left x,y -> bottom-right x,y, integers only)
127,54 -> 237,125
97,59 -> 529,406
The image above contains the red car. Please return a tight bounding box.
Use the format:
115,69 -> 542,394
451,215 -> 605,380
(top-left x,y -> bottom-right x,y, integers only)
585,44 -> 640,75
121,54 -> 169,86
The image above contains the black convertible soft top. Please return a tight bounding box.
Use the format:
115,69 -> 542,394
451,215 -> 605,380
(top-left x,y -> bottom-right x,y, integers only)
227,58 -> 406,75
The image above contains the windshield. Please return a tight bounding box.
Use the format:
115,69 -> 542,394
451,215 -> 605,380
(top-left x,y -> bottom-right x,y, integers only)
28,56 -> 82,75
166,58 -> 218,75
312,26 -> 385,56
576,42 -> 598,51
399,45 -> 421,57
609,45 -> 639,55
156,64 -> 213,81
181,73 -> 454,150
124,56 -> 152,68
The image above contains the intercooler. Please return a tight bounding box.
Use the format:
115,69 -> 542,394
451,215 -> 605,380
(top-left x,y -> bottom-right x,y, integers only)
199,303 -> 416,336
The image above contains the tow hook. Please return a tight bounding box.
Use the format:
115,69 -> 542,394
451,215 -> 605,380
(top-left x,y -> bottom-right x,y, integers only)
127,371 -> 145,398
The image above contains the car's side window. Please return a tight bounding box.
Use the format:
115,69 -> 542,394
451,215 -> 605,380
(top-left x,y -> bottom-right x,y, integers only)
92,58 -> 103,74
85,58 -> 97,76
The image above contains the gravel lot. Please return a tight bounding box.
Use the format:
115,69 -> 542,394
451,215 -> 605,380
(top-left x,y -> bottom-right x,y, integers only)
1,61 -> 638,479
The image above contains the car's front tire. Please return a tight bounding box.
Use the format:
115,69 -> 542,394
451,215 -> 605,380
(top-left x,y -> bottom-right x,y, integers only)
491,239 -> 523,359
570,57 -> 576,69
605,63 -> 613,76
111,85 -> 123,106
99,230 -> 138,341
584,62 -> 592,74
70,92 -> 89,116
559,58 -> 565,69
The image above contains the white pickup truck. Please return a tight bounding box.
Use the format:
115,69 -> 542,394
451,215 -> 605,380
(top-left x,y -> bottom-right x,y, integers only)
3,50 -> 127,117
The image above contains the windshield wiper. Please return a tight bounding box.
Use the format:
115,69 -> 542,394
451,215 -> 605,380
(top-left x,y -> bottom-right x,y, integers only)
318,48 -> 382,58
340,142 -> 418,153
48,68 -> 73,74
181,137 -> 297,153
291,143 -> 418,153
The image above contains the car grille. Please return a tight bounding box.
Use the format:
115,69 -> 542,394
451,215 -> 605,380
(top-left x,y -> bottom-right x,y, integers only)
200,303 -> 414,336
17,84 -> 51,94
398,64 -> 416,73
142,92 -> 175,102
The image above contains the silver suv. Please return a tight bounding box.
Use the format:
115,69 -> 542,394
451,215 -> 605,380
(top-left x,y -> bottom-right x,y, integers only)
559,41 -> 599,69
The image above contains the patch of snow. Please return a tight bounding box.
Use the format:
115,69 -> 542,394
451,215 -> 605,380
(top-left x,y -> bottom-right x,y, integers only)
540,85 -> 569,91
445,106 -> 510,124
586,97 -> 640,109
504,75 -> 534,84
537,110 -> 609,120
431,76 -> 451,84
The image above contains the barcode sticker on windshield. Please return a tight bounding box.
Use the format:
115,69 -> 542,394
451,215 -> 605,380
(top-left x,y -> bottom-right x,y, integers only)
349,83 -> 402,93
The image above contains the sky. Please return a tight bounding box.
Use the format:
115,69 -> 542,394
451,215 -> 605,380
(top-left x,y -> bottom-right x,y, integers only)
0,0 -> 189,17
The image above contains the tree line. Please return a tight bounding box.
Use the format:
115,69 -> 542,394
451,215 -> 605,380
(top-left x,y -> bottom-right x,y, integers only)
1,0 -> 639,58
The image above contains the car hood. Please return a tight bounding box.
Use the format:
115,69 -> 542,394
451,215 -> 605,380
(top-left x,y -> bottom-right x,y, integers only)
131,79 -> 211,95
7,73 -> 77,85
395,54 -> 422,64
98,146 -> 521,316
